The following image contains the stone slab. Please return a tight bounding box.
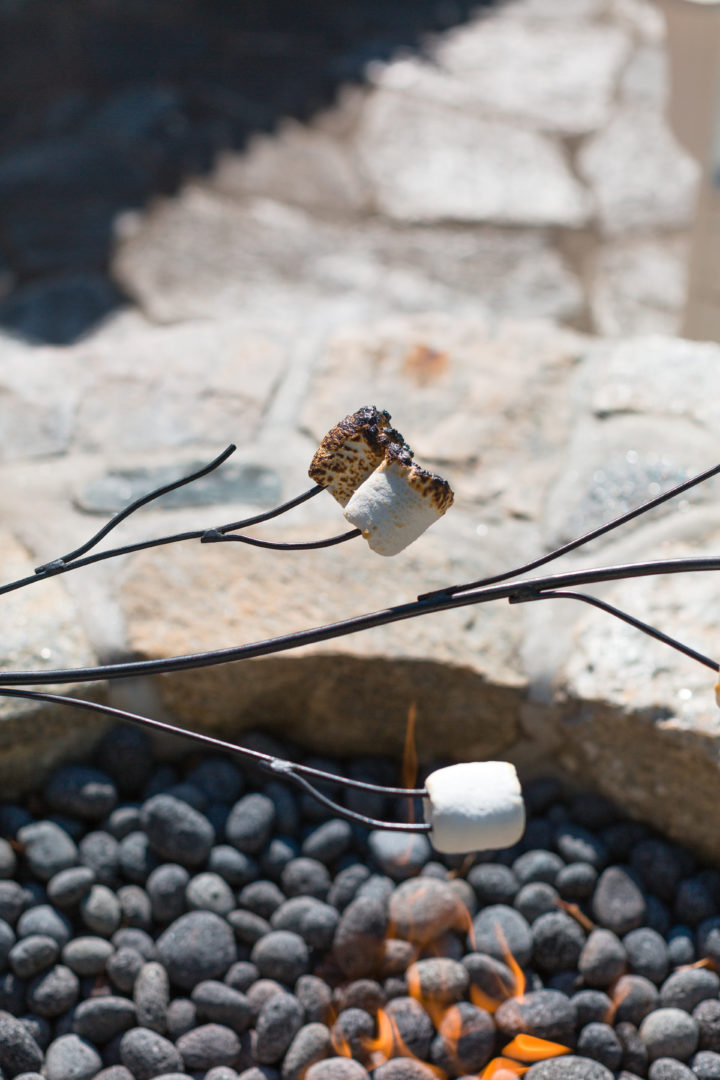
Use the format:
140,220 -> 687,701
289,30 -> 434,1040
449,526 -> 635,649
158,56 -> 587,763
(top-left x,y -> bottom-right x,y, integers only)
0,315 -> 287,460
578,108 -> 700,234
0,531 -> 106,794
591,236 -> 688,336
355,92 -> 592,226
113,186 -> 583,329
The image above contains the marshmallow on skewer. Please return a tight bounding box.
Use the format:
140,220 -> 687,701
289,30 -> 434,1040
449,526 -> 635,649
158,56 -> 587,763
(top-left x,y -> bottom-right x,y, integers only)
309,406 -> 408,507
423,761 -> 525,855
343,445 -> 454,556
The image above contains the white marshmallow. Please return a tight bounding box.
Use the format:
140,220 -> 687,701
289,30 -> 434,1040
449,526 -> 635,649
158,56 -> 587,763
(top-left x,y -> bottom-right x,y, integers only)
423,761 -> 525,855
343,455 -> 453,556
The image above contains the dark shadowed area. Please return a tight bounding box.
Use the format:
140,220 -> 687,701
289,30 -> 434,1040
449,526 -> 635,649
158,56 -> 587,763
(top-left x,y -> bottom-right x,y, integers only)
0,0 -> 488,345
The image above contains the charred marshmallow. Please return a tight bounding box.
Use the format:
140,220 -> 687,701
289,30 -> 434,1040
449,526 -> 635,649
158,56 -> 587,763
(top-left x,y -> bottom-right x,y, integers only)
343,445 -> 454,556
309,406 -> 408,507
423,761 -> 525,855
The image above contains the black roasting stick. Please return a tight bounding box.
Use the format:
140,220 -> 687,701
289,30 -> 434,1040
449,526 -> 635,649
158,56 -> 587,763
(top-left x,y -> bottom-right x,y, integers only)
0,445 -> 718,829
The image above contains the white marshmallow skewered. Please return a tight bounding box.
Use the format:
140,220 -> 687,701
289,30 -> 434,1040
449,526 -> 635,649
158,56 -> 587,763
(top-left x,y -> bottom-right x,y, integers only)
344,447 -> 454,556
423,761 -> 526,854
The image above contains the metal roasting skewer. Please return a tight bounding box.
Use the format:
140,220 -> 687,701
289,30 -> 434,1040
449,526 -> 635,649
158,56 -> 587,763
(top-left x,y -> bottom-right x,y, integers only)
1,439 -> 719,834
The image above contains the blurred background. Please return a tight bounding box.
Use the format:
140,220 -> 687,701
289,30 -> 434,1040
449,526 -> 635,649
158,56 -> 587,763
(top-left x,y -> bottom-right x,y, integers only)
0,0 -> 717,347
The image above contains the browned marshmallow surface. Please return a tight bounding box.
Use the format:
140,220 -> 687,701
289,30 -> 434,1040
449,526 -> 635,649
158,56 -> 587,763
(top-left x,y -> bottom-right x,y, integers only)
309,406 -> 407,506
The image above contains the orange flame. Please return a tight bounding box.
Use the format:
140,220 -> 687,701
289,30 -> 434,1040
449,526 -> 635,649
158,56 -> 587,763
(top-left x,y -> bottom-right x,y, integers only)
501,1035 -> 571,1063
480,1057 -> 529,1080
555,897 -> 595,933
403,701 -> 418,796
497,924 -> 526,1001
362,1008 -> 445,1078
331,1026 -> 353,1059
605,976 -> 632,1025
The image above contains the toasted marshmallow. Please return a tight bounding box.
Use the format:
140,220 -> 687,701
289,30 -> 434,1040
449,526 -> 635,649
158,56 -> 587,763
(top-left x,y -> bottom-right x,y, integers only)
423,761 -> 525,855
715,675 -> 720,708
343,446 -> 453,556
309,406 -> 408,507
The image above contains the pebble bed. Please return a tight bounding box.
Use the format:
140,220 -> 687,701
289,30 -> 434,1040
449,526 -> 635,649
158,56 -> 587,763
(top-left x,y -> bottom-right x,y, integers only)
1,727 -> 720,1080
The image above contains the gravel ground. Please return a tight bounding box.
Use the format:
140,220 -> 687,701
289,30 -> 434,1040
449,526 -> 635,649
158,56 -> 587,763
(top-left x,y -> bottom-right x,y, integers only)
0,725 -> 719,1079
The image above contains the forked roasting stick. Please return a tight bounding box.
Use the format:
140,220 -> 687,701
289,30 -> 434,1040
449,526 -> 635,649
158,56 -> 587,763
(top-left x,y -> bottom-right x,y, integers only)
2,407 -> 720,854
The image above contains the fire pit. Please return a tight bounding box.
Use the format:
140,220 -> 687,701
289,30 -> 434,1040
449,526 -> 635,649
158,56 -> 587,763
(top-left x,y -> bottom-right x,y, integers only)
0,723 -> 719,1080
3,402 -> 720,1079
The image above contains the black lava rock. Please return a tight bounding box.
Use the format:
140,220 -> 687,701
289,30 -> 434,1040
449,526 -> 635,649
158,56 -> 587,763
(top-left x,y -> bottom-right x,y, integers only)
648,1059 -> 696,1080
238,881 -> 286,920
73,995 -> 137,1044
572,988 -> 613,1027
186,871 -> 235,915
695,998 -> 720,1051
140,794 -> 215,868
47,866 -> 96,909
191,979 -> 251,1032
525,1057 -> 614,1080
156,911 -> 236,990
45,1033 -> 102,1080
209,846 -> 259,889
639,1007 -> 699,1061
385,996 -> 434,1061
281,858 -> 331,901
251,930 -> 310,984
270,896 -> 339,951
592,866 -> 647,935
0,1012 -> 44,1076
495,989 -> 577,1044
333,897 -> 388,979
472,905 -> 533,967
8,934 -> 58,978
613,974 -> 659,1026
577,1021 -> 623,1070
691,1050 -> 720,1080
430,1000 -> 495,1075
228,909 -> 272,946
531,910 -> 586,972
659,967 -> 720,1012
18,822 -> 78,882
282,1021 -> 333,1080
226,794 -> 276,855
303,819 -> 352,865
119,1026 -> 183,1080
579,928 -> 627,988
27,964 -> 79,1017
133,961 -> 170,1033
176,1022 -> 245,1070
328,865 -> 371,911
623,927 -> 669,984
556,862 -> 598,901
368,831 -> 431,882
554,823 -> 608,868
513,850 -> 564,886
514,881 -> 560,923
295,973 -> 334,1024
468,862 -> 520,906
255,991 -> 304,1064
45,766 -> 118,821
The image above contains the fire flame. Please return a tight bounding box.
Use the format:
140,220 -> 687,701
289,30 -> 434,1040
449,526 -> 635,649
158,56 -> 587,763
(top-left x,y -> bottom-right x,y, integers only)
361,1006 -> 445,1077
481,1057 -> 529,1080
403,700 -> 419,800
344,710 -> 569,1079
501,1035 -> 571,1063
